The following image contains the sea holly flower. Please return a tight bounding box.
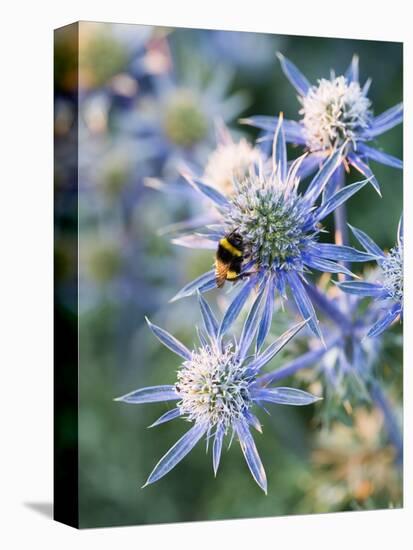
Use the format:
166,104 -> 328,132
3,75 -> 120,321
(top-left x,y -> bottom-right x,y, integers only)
146,124 -> 265,252
170,118 -> 375,339
203,124 -> 264,196
337,217 -> 403,337
258,284 -> 381,422
121,62 -> 249,169
243,54 -> 403,194
146,122 -> 263,206
115,294 -> 320,492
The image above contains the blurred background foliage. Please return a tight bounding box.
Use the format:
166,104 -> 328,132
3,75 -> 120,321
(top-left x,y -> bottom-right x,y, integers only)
54,22 -> 402,528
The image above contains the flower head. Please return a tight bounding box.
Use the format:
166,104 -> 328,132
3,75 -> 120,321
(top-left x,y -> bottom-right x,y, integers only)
204,137 -> 263,196
228,171 -> 310,268
124,64 -> 249,169
163,89 -> 209,147
257,283 -> 382,422
337,217 -> 403,337
300,75 -> 371,151
176,342 -> 252,428
172,119 -> 375,340
243,54 -> 403,194
115,294 -> 319,492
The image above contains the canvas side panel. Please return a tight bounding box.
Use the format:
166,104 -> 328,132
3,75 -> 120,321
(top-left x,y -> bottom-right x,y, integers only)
54,21 -> 79,529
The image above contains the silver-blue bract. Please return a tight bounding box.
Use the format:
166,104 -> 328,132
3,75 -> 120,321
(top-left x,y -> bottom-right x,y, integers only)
337,216 -> 403,337
170,118 -> 375,340
115,294 -> 320,493
243,54 -> 403,195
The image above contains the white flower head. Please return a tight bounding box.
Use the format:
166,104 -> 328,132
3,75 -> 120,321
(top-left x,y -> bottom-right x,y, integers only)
300,76 -> 372,152
176,343 -> 251,429
204,139 -> 263,196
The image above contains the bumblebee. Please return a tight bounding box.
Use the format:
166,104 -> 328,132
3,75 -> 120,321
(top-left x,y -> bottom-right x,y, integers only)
215,230 -> 245,288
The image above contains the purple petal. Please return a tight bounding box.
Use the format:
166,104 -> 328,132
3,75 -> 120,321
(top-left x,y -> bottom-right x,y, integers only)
315,178 -> 369,221
218,278 -> 255,337
358,143 -> 403,169
362,78 -> 372,96
249,318 -> 308,372
146,318 -> 192,360
159,215 -> 221,237
287,271 -> 322,339
295,152 -> 325,180
365,103 -> 403,138
348,224 -> 385,258
172,235 -> 218,250
345,54 -> 359,83
311,243 -> 378,262
282,122 -> 306,144
241,116 -> 306,144
199,278 -> 220,293
197,292 -> 219,343
272,116 -> 287,181
240,115 -> 276,132
303,254 -> 355,277
235,418 -> 267,494
347,153 -> 381,195
277,52 -> 311,97
256,278 -> 275,351
144,422 -> 208,486
115,385 -> 178,404
367,304 -> 402,338
252,387 -> 321,406
398,214 -> 404,245
323,163 -> 344,202
258,344 -> 330,386
213,424 -> 225,476
148,408 -> 182,428
237,282 -> 267,362
337,280 -> 385,297
183,174 -> 230,210
170,270 -> 216,302
304,145 -> 345,205
244,410 -> 263,433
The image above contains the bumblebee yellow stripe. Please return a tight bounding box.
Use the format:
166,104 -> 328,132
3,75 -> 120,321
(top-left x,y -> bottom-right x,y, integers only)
219,238 -> 242,257
226,270 -> 239,280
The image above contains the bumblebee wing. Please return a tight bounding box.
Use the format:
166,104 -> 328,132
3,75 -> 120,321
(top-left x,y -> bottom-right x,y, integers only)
215,259 -> 228,288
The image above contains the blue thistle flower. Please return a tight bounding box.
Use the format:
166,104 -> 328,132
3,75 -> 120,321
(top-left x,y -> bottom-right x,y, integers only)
121,60 -> 249,166
258,285 -> 382,421
243,54 -> 403,195
171,118 -> 376,339
337,216 -> 403,337
115,294 -> 320,493
258,283 -> 402,461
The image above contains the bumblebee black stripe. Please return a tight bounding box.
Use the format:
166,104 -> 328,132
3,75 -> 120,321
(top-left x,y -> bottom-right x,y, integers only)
219,237 -> 243,257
